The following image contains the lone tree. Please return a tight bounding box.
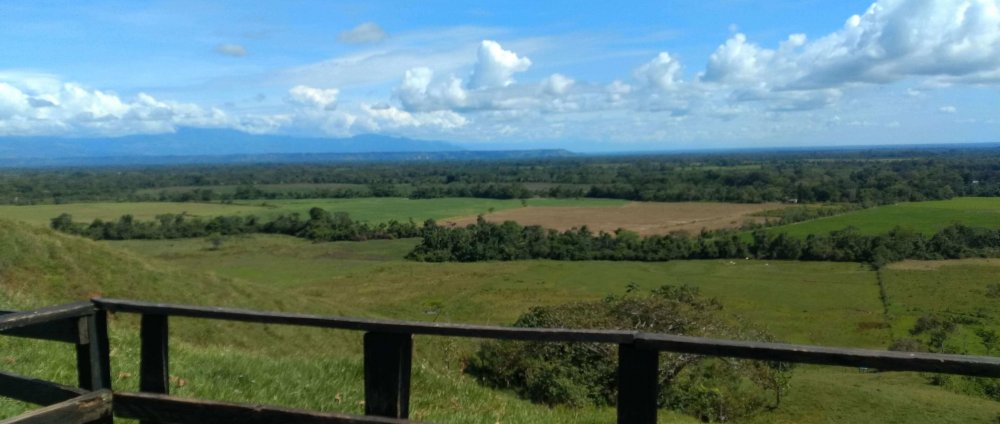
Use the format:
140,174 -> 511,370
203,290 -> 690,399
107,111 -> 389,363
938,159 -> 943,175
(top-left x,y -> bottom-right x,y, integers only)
468,285 -> 791,422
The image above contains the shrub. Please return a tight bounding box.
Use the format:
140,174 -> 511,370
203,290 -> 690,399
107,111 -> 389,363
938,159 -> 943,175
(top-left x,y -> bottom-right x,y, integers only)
467,285 -> 791,422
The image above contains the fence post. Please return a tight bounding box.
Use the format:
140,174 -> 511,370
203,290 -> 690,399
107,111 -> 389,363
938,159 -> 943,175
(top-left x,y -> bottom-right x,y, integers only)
363,331 -> 412,419
617,342 -> 659,424
76,310 -> 112,392
139,314 -> 169,395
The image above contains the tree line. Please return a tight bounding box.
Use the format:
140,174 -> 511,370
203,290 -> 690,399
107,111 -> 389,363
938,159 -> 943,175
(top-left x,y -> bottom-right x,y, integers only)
50,209 -> 420,242
6,146 -> 1000,205
407,217 -> 1000,267
50,209 -> 1000,267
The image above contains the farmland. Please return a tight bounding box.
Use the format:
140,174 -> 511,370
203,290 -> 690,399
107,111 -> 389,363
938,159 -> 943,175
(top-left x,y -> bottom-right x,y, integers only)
768,197 -> 1000,237
443,201 -> 788,235
0,197 -> 625,227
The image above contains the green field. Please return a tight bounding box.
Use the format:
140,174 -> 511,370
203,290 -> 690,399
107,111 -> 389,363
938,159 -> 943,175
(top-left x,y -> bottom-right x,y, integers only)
1,220 -> 998,423
769,197 -> 1000,237
0,197 -> 626,227
882,259 -> 1000,354
134,182 -> 368,196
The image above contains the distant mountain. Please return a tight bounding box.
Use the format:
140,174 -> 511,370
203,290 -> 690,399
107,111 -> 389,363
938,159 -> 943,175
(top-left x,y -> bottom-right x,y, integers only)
0,128 -> 463,160
0,129 -> 578,167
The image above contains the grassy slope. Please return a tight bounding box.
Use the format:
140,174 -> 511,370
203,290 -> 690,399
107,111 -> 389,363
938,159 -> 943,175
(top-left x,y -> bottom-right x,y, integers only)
768,197 -> 1000,237
0,220 -> 689,423
110,234 -> 1000,423
2,222 -> 998,422
0,197 -> 626,227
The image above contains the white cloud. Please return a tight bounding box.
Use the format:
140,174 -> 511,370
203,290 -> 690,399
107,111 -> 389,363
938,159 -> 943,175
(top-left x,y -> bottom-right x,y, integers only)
702,34 -> 771,84
338,22 -> 389,44
635,52 -> 684,90
394,67 -> 467,111
468,40 -> 532,89
287,85 -> 339,110
939,105 -> 957,114
542,73 -> 574,96
790,0 -> 1000,87
363,104 -> 467,130
0,76 -> 231,136
214,43 -> 247,57
0,83 -> 30,118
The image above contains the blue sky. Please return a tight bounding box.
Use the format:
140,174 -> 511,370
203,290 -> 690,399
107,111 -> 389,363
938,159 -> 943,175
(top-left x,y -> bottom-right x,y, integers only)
1,0 -> 998,150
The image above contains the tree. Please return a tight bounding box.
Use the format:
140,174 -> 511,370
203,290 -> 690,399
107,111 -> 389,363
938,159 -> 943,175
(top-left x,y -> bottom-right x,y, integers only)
468,285 -> 790,422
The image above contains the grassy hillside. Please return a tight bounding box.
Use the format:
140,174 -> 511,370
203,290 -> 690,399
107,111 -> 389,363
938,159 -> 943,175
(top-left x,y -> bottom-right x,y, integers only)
2,221 -> 998,422
0,197 -> 625,227
769,197 -> 1000,237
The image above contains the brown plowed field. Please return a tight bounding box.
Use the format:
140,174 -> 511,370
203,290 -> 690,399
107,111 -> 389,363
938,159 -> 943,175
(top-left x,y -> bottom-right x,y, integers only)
442,202 -> 789,235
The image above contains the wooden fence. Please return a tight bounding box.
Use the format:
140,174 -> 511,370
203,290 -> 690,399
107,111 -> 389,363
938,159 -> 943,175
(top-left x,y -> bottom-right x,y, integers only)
1,298 -> 998,424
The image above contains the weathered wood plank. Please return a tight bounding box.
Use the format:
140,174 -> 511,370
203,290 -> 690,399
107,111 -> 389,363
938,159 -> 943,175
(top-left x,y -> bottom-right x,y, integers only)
76,312 -> 112,394
636,333 -> 1000,377
139,314 -> 170,394
0,311 -> 80,343
113,392 -> 421,424
364,332 -> 412,419
616,344 -> 658,424
93,298 -> 633,343
0,370 -> 86,406
0,303 -> 93,333
0,390 -> 112,424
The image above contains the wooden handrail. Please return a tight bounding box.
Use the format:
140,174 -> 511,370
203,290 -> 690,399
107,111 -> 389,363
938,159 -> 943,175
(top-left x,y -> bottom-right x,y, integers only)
2,299 -> 998,424
93,297 -> 1000,377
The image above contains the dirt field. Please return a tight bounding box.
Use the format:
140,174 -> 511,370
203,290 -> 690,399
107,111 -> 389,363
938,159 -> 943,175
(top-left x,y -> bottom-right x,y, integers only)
442,202 -> 789,235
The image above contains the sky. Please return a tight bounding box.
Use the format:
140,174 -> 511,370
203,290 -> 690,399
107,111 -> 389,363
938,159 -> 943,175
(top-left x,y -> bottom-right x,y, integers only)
1,0 -> 999,151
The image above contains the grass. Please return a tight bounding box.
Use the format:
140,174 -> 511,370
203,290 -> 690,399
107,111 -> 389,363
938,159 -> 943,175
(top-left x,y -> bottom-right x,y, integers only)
0,197 -> 626,227
768,197 -> 1000,237
1,220 -> 998,422
882,259 -> 1000,355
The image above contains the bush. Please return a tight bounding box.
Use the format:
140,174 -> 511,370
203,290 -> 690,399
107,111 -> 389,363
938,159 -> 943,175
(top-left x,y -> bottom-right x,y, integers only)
467,285 -> 791,422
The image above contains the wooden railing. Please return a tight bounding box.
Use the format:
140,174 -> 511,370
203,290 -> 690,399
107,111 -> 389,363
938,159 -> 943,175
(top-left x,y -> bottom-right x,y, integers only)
2,299 -> 999,424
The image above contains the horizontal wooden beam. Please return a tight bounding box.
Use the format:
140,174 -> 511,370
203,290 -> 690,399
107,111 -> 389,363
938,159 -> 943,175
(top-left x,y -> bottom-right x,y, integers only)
0,370 -> 87,406
0,311 -> 82,344
0,303 -> 94,333
93,298 -> 1000,378
113,392 -> 420,424
636,333 -> 1000,378
93,298 -> 632,343
0,390 -> 112,424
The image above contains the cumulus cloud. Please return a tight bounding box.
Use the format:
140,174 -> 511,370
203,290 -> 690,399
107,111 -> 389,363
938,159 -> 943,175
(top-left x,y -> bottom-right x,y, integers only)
0,76 -> 230,136
939,105 -> 958,113
780,0 -> 1000,88
542,73 -> 575,96
338,22 -> 388,44
395,67 -> 467,111
214,43 -> 247,57
635,52 -> 683,90
287,85 -> 339,110
468,40 -> 532,89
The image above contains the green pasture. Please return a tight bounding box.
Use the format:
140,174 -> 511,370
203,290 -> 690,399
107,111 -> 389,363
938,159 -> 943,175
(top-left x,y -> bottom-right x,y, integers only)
1,220 -> 997,422
882,259 -> 1000,355
768,197 -> 1000,237
0,197 -> 627,227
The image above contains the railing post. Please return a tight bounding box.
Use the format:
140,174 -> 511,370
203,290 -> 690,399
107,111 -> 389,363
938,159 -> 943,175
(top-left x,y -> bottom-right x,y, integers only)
75,310 -> 112,392
363,331 -> 412,419
139,314 -> 169,394
617,342 -> 659,424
